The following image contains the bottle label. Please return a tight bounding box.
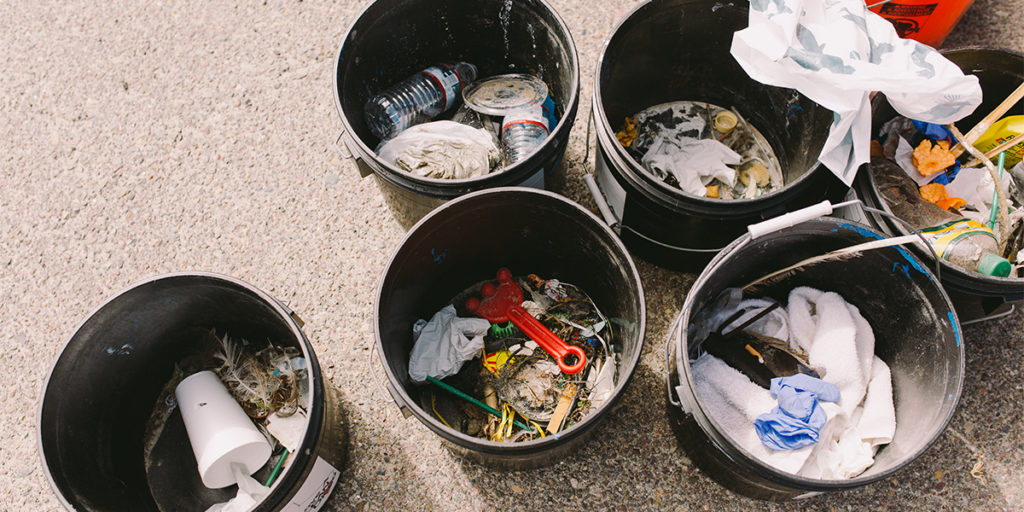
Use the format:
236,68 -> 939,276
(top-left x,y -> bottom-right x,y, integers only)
502,108 -> 550,134
421,65 -> 464,112
920,219 -> 996,259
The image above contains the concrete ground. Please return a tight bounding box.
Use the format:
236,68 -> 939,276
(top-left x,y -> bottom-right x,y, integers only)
2,0 -> 1021,511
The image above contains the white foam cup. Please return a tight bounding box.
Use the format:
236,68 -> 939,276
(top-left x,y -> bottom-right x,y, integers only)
174,370 -> 272,489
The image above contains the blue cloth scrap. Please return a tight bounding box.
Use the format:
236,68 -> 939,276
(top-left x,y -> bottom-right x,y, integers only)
754,374 -> 840,451
912,120 -> 953,143
928,162 -> 961,185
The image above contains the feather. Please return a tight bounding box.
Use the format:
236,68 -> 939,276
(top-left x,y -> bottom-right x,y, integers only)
213,332 -> 279,418
743,234 -> 922,291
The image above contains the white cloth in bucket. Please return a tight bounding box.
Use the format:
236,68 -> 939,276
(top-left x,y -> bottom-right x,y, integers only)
407,304 -> 491,383
688,286 -> 895,479
641,135 -> 741,197
730,0 -> 982,186
377,120 -> 500,179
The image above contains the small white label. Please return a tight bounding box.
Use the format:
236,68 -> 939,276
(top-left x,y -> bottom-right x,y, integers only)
421,65 -> 463,111
281,456 -> 341,511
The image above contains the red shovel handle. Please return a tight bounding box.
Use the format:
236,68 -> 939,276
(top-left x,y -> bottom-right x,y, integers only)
507,305 -> 587,374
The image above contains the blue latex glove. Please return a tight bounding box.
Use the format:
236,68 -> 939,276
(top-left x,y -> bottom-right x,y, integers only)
754,374 -> 840,451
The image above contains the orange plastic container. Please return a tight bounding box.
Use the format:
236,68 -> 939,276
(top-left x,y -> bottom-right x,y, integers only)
868,0 -> 976,48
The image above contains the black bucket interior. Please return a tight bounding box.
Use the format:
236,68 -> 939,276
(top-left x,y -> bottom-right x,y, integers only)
337,0 -> 576,151
672,219 -> 963,499
597,0 -> 834,194
39,274 -> 321,512
376,188 -> 645,464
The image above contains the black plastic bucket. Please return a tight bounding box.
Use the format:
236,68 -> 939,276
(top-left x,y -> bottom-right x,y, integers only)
375,187 -> 645,469
334,0 -> 580,229
666,217 -> 964,500
587,0 -> 845,272
38,273 -> 348,511
850,47 -> 1024,322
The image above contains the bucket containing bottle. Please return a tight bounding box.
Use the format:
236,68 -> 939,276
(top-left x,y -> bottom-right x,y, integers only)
586,0 -> 846,272
849,47 -> 1024,322
38,273 -> 348,511
334,0 -> 580,229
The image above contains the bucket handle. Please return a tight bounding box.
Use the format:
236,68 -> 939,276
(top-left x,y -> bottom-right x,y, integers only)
366,338 -> 413,417
665,314 -> 684,410
334,131 -> 353,160
747,199 -> 942,282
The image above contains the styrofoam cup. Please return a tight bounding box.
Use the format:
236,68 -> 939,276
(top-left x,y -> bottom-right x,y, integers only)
175,370 -> 272,489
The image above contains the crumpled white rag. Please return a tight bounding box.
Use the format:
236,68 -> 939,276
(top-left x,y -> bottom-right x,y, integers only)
642,135 -> 741,196
730,0 -> 982,186
407,304 -> 491,383
377,120 -> 499,179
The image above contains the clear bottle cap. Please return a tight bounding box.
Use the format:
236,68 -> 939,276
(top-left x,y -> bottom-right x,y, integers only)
977,253 -> 1011,277
462,74 -> 549,116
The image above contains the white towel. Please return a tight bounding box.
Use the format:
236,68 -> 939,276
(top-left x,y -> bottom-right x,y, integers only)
690,286 -> 896,479
690,353 -> 814,474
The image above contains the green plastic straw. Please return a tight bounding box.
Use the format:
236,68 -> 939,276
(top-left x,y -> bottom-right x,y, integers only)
264,449 -> 289,487
425,376 -> 536,432
989,151 -> 1006,230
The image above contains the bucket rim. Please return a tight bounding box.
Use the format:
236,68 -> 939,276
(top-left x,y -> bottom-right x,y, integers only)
373,186 -> 647,455
590,0 -> 835,212
669,217 -> 966,490
36,271 -> 323,512
332,0 -> 582,188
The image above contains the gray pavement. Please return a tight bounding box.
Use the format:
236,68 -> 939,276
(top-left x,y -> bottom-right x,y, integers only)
2,0 -> 1022,511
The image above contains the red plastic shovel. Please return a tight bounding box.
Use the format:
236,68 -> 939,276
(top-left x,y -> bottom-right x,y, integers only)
465,268 -> 586,374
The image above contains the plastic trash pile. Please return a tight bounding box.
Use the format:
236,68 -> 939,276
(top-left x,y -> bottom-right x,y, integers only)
616,101 -> 783,199
143,330 -> 310,511
365,63 -> 559,179
872,108 -> 1024,278
407,269 -> 616,442
687,287 -> 895,479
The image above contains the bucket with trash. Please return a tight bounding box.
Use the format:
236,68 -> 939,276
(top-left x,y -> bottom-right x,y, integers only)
586,0 -> 843,271
334,0 -> 580,229
850,47 -> 1024,321
38,273 -> 347,512
374,187 -> 645,468
666,206 -> 964,500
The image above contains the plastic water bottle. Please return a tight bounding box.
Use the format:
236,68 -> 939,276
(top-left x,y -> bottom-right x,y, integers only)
364,62 -> 478,141
920,219 -> 1011,277
501,105 -> 550,165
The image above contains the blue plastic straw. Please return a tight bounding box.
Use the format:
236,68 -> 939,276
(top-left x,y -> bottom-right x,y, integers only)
989,151 -> 1006,229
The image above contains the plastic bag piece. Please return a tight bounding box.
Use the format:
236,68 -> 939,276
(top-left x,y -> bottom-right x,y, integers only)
408,304 -> 491,383
730,0 -> 981,186
377,120 -> 500,179
205,463 -> 271,512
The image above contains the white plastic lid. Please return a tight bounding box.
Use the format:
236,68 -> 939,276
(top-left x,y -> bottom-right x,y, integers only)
462,74 -> 549,116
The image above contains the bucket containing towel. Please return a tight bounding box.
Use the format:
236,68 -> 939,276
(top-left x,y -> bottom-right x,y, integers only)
587,0 -> 844,271
666,212 -> 964,500
849,47 -> 1024,322
39,273 -> 348,511
334,0 -> 580,229
375,187 -> 645,469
